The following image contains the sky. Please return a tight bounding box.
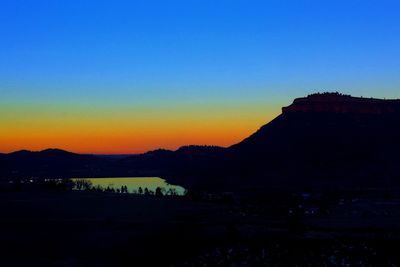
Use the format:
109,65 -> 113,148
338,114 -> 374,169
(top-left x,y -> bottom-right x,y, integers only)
1,0 -> 400,154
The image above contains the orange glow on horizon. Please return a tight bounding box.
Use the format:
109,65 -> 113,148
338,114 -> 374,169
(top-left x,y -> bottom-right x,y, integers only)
0,102 -> 281,154
0,121 -> 269,154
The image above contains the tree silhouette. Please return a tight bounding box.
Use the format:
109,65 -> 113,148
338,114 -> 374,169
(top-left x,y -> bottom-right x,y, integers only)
155,187 -> 164,197
74,179 -> 93,191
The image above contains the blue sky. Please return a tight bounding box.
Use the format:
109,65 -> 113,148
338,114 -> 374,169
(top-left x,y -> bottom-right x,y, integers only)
1,0 -> 400,104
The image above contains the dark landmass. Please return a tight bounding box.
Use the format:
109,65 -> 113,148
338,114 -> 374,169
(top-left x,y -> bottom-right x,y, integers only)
0,148 -> 111,178
283,92 -> 400,114
2,92 -> 400,194
2,92 -> 400,266
95,154 -> 138,160
164,92 -> 400,191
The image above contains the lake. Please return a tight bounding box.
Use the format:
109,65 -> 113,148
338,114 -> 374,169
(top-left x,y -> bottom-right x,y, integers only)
72,177 -> 186,195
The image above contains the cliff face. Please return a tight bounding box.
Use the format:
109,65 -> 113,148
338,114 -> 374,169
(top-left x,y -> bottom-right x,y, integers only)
282,93 -> 400,114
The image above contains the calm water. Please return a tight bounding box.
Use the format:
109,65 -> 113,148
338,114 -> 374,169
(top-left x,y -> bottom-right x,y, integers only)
72,177 -> 186,195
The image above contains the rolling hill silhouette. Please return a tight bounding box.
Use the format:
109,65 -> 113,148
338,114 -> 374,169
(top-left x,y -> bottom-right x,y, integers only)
0,149 -> 110,178
2,93 -> 400,192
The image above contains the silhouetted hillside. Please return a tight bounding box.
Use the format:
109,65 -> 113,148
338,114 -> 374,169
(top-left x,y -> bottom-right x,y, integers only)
117,145 -> 225,177
176,145 -> 225,154
2,93 -> 400,193
0,149 -> 111,179
160,93 -> 400,191
181,93 -> 400,191
0,145 -> 225,180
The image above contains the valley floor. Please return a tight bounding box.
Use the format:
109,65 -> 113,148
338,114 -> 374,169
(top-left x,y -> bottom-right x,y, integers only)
1,191 -> 400,266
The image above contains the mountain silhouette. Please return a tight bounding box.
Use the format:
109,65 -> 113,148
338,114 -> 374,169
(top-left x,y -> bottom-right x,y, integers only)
167,93 -> 400,191
2,92 -> 400,193
0,148 -> 110,179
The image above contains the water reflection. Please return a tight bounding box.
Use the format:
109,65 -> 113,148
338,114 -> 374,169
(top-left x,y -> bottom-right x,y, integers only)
72,177 -> 186,195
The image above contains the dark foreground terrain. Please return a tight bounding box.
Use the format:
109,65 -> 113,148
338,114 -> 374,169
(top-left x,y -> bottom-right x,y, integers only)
1,189 -> 400,266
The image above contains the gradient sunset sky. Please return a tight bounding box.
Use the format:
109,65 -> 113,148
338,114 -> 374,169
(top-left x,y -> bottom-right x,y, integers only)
1,0 -> 400,154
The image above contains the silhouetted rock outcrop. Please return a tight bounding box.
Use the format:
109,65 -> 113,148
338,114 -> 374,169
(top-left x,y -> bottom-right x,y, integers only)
282,92 -> 400,114
167,93 -> 400,191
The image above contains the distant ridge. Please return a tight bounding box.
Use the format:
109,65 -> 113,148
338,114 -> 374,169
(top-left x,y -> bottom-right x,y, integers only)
40,148 -> 77,154
0,148 -> 105,179
9,150 -> 33,155
0,145 -> 224,179
8,148 -> 78,156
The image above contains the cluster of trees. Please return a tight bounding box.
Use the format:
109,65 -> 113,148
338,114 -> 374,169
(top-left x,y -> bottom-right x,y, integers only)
72,179 -> 180,196
0,178 -> 183,197
308,92 -> 351,97
74,179 -> 93,191
130,186 -> 179,196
